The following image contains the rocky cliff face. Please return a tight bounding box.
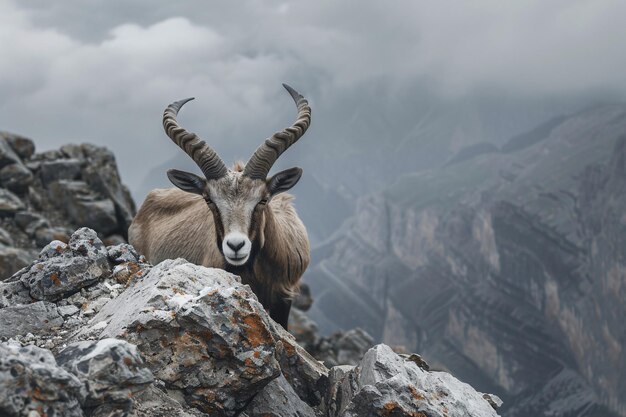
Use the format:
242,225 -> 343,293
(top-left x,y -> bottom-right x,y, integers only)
0,228 -> 502,417
306,105 -> 626,416
0,132 -> 135,280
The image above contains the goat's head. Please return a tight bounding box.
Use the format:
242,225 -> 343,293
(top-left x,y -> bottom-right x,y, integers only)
163,84 -> 311,266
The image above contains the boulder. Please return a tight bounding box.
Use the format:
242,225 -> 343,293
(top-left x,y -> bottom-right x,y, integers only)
0,188 -> 25,216
0,301 -> 63,338
242,374 -> 317,417
0,227 -> 13,246
18,228 -> 110,301
80,144 -> 136,235
0,246 -> 35,280
271,320 -> 329,408
47,180 -> 119,236
0,163 -> 33,194
328,344 -> 500,417
0,280 -> 32,308
34,226 -> 72,247
39,158 -> 83,186
14,211 -> 51,235
57,339 -> 154,416
0,138 -> 22,168
76,259 -> 281,416
0,342 -> 84,417
1,132 -> 35,160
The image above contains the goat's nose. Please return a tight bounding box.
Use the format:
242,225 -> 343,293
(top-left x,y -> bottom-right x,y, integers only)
227,239 -> 245,252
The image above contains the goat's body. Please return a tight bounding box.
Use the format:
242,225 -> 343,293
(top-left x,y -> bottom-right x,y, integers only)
129,187 -> 310,324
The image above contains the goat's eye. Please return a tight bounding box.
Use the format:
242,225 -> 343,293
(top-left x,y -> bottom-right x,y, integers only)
258,199 -> 268,206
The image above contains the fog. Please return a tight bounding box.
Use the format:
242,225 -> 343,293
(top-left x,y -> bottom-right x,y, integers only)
1,0 -> 625,199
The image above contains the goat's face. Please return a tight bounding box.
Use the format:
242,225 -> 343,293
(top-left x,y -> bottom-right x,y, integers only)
161,84 -> 310,266
167,166 -> 302,266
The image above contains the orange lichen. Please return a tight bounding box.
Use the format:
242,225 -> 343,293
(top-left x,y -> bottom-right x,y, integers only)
242,314 -> 272,348
409,385 -> 425,401
50,273 -> 61,286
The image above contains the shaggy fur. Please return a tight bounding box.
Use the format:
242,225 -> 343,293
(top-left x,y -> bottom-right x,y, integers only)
129,186 -> 310,310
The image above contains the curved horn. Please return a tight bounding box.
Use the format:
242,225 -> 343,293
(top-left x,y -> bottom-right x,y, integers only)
243,84 -> 311,179
163,98 -> 228,180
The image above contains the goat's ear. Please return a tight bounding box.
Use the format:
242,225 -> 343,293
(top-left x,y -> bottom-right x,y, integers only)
267,167 -> 303,196
167,169 -> 207,195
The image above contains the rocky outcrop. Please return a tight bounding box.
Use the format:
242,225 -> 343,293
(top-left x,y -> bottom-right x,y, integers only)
0,228 -> 501,416
0,133 -> 135,280
306,105 -> 626,416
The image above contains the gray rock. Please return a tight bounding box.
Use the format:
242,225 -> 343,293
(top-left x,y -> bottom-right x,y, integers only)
313,327 -> 374,368
0,227 -> 13,246
32,149 -> 64,161
80,144 -> 136,236
57,339 -> 154,415
0,280 -> 32,308
0,163 -> 34,194
329,344 -> 501,417
38,240 -> 69,260
271,320 -> 329,408
107,243 -> 141,264
0,301 -> 63,338
58,304 -> 80,317
335,328 -> 374,366
14,211 -> 51,234
39,158 -> 83,185
19,228 -> 110,301
1,132 -> 35,160
48,180 -> 119,235
288,308 -> 318,351
0,188 -> 25,216
130,385 -> 210,417
482,392 -> 503,410
0,246 -> 36,281
0,137 -> 22,168
0,342 -> 84,417
76,259 -> 281,416
34,226 -> 72,247
243,374 -> 316,417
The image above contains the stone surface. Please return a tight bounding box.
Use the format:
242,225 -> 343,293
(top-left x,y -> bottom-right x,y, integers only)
14,211 -> 51,235
1,132 -> 35,160
79,144 -> 136,237
0,246 -> 35,280
107,243 -> 142,264
329,344 -> 500,417
0,342 -> 84,417
48,181 -> 119,236
0,301 -> 63,338
0,137 -> 22,169
76,259 -> 281,416
271,320 -> 329,408
18,228 -> 110,301
0,188 -> 25,216
243,374 -> 316,417
57,339 -> 154,415
0,280 -> 32,308
39,159 -> 83,185
0,163 -> 33,194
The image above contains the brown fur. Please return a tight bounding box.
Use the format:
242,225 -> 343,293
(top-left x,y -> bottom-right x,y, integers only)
128,187 -> 310,301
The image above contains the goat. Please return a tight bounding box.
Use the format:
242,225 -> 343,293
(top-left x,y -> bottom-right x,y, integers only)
129,84 -> 311,329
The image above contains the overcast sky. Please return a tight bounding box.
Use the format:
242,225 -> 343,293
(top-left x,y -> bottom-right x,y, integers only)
1,0 -> 625,196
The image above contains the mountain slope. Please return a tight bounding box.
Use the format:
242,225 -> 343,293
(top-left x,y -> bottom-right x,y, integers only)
305,104 -> 626,416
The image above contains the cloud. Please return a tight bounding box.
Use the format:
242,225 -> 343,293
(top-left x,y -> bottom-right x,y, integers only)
0,0 -> 625,194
